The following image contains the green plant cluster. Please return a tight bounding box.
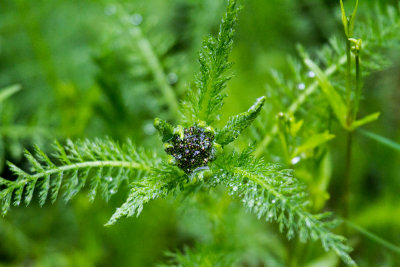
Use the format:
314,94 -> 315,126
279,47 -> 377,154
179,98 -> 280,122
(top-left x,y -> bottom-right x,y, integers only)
0,0 -> 400,266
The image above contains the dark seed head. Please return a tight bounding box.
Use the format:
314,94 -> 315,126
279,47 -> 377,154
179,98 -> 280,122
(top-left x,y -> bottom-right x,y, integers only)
164,125 -> 215,173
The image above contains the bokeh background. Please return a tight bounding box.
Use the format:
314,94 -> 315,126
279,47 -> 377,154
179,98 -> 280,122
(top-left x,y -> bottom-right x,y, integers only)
0,0 -> 399,266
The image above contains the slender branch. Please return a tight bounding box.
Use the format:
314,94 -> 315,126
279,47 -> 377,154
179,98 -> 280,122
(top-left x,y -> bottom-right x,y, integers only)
343,132 -> 353,223
353,53 -> 361,118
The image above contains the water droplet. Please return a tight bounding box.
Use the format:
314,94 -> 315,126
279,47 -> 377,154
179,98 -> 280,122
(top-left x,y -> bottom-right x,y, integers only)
307,71 -> 315,78
106,177 -> 113,182
271,199 -> 276,204
131,13 -> 143,26
232,186 -> 238,191
291,156 -> 301,165
104,5 -> 116,16
167,72 -> 178,85
110,189 -> 116,194
248,200 -> 254,207
297,83 -> 305,90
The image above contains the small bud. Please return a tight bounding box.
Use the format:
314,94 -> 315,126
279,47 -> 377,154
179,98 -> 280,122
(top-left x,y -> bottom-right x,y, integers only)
173,125 -> 185,140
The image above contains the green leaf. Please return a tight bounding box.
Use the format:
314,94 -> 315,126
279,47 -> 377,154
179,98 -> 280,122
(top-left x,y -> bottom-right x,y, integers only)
340,0 -> 349,35
340,0 -> 359,37
216,96 -> 266,146
0,84 -> 21,103
349,0 -> 359,37
358,129 -> 400,152
292,131 -> 335,158
181,0 -> 240,125
350,112 -> 380,130
154,118 -> 174,142
345,220 -> 400,255
304,58 -> 348,129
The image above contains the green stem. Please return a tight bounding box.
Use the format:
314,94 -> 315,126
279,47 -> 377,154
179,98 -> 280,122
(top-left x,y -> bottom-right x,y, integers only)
343,132 -> 352,224
13,160 -> 151,188
353,53 -> 361,119
345,39 -> 352,112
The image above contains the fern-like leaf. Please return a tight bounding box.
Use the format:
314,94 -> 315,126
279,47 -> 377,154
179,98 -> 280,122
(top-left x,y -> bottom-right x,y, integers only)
106,164 -> 185,226
212,150 -> 355,265
216,96 -> 266,146
0,138 -> 155,216
181,0 -> 239,125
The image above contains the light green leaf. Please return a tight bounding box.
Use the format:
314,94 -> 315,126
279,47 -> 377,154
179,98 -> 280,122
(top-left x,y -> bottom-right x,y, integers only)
0,84 -> 21,103
345,220 -> 400,256
216,96 -> 266,146
304,58 -> 348,129
349,0 -> 359,36
350,112 -> 380,130
359,129 -> 400,152
340,0 -> 349,35
293,131 -> 335,158
340,0 -> 359,37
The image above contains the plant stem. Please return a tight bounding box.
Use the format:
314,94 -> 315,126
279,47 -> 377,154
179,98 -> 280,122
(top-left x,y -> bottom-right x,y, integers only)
343,132 -> 352,224
343,36 -> 354,235
353,53 -> 361,118
345,39 -> 352,111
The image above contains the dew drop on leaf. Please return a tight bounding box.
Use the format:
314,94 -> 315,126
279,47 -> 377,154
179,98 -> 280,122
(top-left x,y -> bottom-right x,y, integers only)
307,71 -> 316,78
297,83 -> 306,90
291,156 -> 301,165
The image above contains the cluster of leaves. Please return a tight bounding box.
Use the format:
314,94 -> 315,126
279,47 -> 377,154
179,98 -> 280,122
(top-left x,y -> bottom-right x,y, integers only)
251,3 -> 400,159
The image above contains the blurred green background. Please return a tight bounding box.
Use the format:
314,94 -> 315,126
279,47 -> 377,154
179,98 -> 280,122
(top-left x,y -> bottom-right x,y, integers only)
0,0 -> 399,266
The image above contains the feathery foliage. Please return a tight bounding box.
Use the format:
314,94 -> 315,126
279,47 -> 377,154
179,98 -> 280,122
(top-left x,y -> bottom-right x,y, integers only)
181,0 -> 239,125
0,0 -> 362,265
212,150 -> 354,264
1,138 -> 155,216
252,3 -> 400,157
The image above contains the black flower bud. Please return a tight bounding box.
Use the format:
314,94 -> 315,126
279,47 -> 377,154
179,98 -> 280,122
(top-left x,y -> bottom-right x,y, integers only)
164,125 -> 215,173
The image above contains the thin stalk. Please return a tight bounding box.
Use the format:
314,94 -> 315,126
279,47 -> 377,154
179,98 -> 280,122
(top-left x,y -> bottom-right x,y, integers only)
345,39 -> 352,112
343,132 -> 352,223
353,53 -> 361,118
343,36 -> 355,235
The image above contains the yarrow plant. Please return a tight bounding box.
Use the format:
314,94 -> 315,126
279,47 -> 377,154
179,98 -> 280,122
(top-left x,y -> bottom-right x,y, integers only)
0,0 -> 357,265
